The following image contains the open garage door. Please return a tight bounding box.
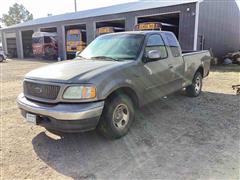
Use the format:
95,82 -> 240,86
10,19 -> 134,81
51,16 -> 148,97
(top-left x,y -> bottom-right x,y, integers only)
22,30 -> 34,58
137,13 -> 180,39
65,24 -> 86,59
6,38 -> 17,58
95,19 -> 125,37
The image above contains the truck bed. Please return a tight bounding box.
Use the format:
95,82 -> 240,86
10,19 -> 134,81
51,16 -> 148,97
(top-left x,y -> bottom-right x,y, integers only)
182,50 -> 211,85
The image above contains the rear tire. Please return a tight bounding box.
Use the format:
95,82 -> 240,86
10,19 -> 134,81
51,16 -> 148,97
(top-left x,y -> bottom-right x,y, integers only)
97,94 -> 135,139
186,72 -> 203,97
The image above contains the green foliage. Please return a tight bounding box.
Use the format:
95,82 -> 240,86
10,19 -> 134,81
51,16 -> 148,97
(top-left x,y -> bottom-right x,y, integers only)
1,3 -> 33,26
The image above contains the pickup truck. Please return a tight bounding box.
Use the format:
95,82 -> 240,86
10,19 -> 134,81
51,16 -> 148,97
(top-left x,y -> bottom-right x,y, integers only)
17,31 -> 211,139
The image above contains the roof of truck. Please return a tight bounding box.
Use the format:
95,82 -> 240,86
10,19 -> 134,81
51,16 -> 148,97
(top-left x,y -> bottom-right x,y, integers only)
1,0 -> 198,30
100,30 -> 172,36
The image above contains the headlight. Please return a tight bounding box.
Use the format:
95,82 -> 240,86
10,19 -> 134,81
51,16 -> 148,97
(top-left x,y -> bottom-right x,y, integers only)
63,85 -> 96,100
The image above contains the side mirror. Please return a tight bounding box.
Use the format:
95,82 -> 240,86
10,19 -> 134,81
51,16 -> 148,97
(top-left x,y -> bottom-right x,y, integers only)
75,51 -> 81,57
147,50 -> 161,60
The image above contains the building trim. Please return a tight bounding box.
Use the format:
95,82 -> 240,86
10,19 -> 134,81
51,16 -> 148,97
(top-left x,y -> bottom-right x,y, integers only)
135,11 -> 181,20
2,32 -> 8,54
193,1 -> 200,50
61,25 -> 66,60
39,26 -> 57,32
18,31 -> 24,59
63,22 -> 87,27
5,32 -> 16,38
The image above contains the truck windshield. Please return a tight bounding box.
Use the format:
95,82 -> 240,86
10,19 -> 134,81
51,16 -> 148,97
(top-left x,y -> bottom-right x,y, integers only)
80,34 -> 144,61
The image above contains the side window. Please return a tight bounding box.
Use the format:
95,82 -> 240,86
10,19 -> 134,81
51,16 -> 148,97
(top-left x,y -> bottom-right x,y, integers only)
145,34 -> 168,59
44,36 -> 52,43
165,33 -> 181,57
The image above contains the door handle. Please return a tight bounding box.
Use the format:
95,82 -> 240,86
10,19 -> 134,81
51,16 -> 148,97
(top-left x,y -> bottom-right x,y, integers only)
168,65 -> 173,69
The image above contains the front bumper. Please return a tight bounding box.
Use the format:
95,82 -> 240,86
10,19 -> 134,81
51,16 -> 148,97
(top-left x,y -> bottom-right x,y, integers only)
17,93 -> 104,132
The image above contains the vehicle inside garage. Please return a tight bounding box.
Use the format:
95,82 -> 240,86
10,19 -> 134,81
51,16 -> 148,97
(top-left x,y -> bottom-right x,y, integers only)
30,27 -> 58,60
21,30 -> 34,58
137,13 -> 180,38
65,24 -> 86,59
95,19 -> 125,37
6,38 -> 17,58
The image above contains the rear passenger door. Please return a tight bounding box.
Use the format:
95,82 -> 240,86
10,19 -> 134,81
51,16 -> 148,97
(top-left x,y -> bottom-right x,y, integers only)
143,34 -> 176,102
162,32 -> 185,90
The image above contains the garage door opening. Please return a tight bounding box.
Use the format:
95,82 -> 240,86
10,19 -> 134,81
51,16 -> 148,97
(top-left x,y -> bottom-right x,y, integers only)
6,38 -> 17,58
137,13 -> 179,38
95,19 -> 125,37
22,30 -> 34,58
65,24 -> 86,59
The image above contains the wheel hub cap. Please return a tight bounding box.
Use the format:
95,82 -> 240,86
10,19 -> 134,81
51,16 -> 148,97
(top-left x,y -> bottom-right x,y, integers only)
195,77 -> 201,93
113,104 -> 129,129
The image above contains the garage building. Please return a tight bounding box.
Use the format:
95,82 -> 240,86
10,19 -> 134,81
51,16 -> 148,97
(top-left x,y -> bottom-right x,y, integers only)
0,0 -> 239,60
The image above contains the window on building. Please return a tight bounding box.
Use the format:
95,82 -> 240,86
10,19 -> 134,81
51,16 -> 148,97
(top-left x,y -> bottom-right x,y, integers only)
44,36 -> 52,43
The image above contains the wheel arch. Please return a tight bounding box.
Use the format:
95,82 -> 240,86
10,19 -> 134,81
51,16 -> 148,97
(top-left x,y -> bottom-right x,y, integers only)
196,66 -> 204,77
106,86 -> 139,108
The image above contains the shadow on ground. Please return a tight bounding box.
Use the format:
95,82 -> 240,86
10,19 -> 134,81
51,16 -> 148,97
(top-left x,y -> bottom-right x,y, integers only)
211,64 -> 240,73
32,92 -> 240,179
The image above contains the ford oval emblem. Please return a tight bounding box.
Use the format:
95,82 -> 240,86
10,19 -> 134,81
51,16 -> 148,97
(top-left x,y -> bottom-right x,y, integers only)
34,87 -> 43,94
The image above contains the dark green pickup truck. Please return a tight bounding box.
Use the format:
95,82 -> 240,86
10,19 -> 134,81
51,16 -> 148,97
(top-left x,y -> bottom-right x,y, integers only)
17,31 -> 211,139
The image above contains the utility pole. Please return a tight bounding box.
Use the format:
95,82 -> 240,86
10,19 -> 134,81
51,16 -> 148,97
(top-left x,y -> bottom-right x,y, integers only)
74,0 -> 77,12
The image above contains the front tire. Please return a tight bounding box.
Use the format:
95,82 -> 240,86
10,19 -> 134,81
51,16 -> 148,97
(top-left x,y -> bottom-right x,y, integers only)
186,72 -> 203,97
97,94 -> 135,139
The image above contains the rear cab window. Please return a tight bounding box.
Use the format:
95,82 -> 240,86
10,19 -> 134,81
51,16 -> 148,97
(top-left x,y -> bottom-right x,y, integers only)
163,32 -> 181,57
145,34 -> 168,59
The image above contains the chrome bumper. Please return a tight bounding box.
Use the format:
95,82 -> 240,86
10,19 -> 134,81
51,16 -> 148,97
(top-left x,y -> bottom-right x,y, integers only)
17,93 -> 104,121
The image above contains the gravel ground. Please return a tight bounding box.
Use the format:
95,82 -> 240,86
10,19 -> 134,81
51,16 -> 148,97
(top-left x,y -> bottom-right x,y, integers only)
1,59 -> 239,179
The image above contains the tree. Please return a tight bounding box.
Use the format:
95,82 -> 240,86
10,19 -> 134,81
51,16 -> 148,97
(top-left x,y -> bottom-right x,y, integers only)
1,3 -> 33,26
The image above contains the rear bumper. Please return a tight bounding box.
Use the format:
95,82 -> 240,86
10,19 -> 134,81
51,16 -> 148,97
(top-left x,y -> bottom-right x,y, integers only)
17,93 -> 104,132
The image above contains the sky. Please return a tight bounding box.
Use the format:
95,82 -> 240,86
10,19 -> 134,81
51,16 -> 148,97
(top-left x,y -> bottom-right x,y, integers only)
0,0 -> 138,19
0,0 -> 239,19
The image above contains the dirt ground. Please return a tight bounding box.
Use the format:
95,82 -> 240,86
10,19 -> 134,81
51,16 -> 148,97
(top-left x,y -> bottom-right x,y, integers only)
1,59 -> 239,179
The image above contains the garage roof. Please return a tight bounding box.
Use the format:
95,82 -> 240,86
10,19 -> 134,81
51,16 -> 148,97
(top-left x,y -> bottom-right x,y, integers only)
2,0 -> 197,30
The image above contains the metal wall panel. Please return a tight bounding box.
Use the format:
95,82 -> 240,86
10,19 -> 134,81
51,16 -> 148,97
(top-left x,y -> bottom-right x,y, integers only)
198,0 -> 240,58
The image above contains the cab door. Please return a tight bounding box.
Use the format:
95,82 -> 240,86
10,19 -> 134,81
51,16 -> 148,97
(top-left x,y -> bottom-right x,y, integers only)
142,34 -> 176,103
162,32 -> 185,90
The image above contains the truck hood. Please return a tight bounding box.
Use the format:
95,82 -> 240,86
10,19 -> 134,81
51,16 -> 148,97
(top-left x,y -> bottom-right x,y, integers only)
25,59 -> 130,82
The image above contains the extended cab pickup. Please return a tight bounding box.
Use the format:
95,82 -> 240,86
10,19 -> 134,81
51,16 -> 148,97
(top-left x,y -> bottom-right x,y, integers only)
17,31 -> 211,139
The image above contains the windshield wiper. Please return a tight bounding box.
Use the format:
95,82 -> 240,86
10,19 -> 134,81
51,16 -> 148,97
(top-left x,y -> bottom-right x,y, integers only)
90,56 -> 119,61
76,55 -> 85,59
117,57 -> 135,60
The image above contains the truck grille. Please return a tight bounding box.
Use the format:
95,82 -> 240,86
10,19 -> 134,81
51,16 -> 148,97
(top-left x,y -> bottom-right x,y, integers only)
24,81 -> 60,100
